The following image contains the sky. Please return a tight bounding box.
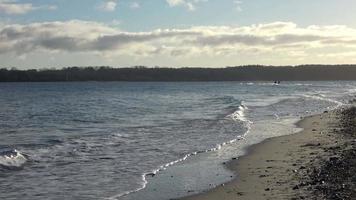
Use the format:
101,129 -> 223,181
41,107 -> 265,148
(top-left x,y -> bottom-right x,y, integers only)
1,0 -> 356,69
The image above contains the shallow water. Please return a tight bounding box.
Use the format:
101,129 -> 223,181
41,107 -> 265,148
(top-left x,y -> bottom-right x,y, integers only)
0,81 -> 355,200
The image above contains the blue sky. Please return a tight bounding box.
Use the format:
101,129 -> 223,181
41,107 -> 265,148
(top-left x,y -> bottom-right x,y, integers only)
5,0 -> 356,30
1,0 -> 356,68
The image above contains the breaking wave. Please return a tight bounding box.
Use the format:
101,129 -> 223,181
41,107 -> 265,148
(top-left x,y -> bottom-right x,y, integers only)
302,94 -> 344,109
0,149 -> 28,170
109,101 -> 252,199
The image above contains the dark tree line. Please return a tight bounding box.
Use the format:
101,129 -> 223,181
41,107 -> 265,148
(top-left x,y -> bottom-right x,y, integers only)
2,65 -> 356,82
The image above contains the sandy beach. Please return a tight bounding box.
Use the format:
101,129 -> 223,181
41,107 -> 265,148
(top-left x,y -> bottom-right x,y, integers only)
182,108 -> 356,200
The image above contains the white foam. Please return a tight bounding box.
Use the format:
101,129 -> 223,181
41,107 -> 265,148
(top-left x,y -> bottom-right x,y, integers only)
227,104 -> 253,132
301,94 -> 344,109
229,104 -> 249,123
347,88 -> 356,94
244,96 -> 296,107
243,82 -> 314,87
107,152 -> 197,200
107,173 -> 148,200
0,149 -> 27,168
291,83 -> 313,86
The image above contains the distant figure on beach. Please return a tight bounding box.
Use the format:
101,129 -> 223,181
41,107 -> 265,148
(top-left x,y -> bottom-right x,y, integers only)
274,81 -> 281,85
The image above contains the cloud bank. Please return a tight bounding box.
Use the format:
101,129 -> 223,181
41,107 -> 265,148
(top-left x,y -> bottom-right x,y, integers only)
1,20 -> 356,66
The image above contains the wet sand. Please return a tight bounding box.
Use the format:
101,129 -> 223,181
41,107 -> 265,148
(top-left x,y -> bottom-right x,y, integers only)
182,108 -> 356,200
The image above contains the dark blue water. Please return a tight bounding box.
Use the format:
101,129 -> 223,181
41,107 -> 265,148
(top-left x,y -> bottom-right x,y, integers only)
0,82 -> 355,200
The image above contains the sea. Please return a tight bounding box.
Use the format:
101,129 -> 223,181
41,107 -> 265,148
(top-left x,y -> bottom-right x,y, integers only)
0,81 -> 355,200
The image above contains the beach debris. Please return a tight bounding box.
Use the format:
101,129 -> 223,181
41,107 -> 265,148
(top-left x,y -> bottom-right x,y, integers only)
146,173 -> 156,177
329,157 -> 339,162
301,143 -> 321,147
299,166 -> 306,170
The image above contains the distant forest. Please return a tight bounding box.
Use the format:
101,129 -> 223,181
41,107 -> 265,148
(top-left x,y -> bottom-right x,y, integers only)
2,65 -> 356,82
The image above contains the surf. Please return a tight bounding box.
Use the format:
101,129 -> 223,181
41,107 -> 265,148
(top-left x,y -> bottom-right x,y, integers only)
0,149 -> 28,170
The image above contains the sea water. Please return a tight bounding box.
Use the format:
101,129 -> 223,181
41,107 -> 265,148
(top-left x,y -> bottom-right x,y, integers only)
0,81 -> 355,200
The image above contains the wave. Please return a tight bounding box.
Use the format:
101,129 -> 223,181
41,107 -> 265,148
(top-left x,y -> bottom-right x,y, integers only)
0,149 -> 28,169
347,88 -> 356,94
240,82 -> 314,87
110,90 -> 345,199
108,173 -> 148,200
292,83 -> 313,86
301,94 -> 344,109
108,103 -> 252,200
244,95 -> 297,107
228,104 -> 250,123
204,96 -> 241,107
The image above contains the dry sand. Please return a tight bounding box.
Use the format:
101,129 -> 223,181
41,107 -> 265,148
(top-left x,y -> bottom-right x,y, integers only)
182,110 -> 346,200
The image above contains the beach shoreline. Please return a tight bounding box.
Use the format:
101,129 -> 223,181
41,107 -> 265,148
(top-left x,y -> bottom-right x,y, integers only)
181,107 -> 356,200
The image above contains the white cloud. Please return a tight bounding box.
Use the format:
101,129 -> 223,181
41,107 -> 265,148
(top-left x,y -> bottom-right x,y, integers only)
166,0 -> 184,6
109,19 -> 121,26
2,20 -> 356,64
233,0 -> 242,12
130,2 -> 140,9
0,0 -> 56,15
98,1 -> 117,12
166,0 -> 207,11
